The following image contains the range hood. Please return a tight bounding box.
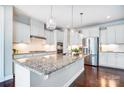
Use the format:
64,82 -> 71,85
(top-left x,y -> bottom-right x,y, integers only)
30,35 -> 46,40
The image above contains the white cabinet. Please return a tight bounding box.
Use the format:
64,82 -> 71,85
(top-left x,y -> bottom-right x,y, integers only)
88,27 -> 99,37
82,27 -> 99,38
100,29 -> 107,44
107,26 -> 116,44
100,24 -> 124,44
13,21 -> 30,43
30,19 -> 45,37
107,53 -> 117,68
115,24 -> 124,44
99,53 -> 108,66
116,53 -> 124,69
99,53 -> 116,68
69,30 -> 81,45
82,29 -> 90,38
99,53 -> 124,69
57,30 -> 63,42
45,30 -> 55,45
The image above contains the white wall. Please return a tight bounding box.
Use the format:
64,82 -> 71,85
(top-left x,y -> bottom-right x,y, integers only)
0,6 -> 13,82
0,6 -> 5,82
4,6 -> 13,80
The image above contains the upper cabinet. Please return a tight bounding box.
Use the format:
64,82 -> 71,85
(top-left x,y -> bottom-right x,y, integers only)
106,26 -> 116,44
45,30 -> 55,45
82,26 -> 99,38
56,30 -> 64,42
100,29 -> 107,44
82,29 -> 90,38
115,24 -> 124,44
30,19 -> 45,37
100,24 -> 124,44
13,21 -> 30,43
70,30 -> 81,45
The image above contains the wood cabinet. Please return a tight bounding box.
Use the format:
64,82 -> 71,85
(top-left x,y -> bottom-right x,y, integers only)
13,21 -> 30,43
30,19 -> 45,37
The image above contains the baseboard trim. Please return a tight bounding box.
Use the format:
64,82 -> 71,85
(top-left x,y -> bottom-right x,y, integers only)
4,74 -> 13,81
63,68 -> 84,87
0,77 -> 5,83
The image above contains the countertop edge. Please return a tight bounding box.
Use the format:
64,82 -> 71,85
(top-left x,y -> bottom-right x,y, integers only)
13,57 -> 83,75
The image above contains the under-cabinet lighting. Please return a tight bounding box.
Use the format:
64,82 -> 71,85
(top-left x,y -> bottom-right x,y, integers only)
106,16 -> 111,19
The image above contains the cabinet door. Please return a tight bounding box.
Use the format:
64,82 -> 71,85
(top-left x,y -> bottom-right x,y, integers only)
57,31 -> 63,42
70,31 -> 75,45
13,21 -> 30,43
99,53 -> 108,66
46,30 -> 50,44
116,53 -> 124,69
100,29 -> 107,44
116,25 -> 124,44
107,53 -> 117,68
107,26 -> 116,44
30,19 -> 44,37
82,29 -> 90,38
89,27 -> 99,37
46,30 -> 54,45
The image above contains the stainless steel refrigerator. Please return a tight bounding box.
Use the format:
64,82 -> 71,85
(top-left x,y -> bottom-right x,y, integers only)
82,37 -> 99,66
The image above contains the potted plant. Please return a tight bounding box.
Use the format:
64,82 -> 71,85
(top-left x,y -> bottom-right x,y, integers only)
71,48 -> 80,56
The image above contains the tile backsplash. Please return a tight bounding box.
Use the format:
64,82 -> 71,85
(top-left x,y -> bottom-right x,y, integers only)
13,38 -> 56,53
101,44 -> 124,52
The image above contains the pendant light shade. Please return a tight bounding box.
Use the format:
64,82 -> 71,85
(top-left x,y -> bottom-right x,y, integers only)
46,5 -> 56,30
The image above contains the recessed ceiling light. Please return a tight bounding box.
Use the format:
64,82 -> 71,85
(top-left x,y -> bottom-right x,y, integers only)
106,16 -> 111,19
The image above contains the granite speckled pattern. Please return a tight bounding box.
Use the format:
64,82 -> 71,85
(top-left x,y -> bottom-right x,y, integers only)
14,54 -> 83,75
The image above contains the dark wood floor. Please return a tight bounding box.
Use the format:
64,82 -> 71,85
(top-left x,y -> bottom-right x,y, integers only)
72,65 -> 124,87
1,65 -> 124,87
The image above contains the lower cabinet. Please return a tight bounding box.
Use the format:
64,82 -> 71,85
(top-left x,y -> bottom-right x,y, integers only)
116,53 -> 124,69
99,52 -> 124,69
99,53 -> 108,66
107,53 -> 117,68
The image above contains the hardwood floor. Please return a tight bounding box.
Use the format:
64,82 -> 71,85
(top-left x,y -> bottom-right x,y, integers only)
0,78 -> 14,87
71,65 -> 124,87
1,65 -> 124,87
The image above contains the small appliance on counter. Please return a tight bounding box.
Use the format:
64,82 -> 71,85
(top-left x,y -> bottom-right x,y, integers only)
82,37 -> 99,66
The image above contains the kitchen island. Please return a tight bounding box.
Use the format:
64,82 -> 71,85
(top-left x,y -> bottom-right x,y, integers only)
13,54 -> 84,87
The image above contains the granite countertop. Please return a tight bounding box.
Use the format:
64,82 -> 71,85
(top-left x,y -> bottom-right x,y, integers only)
100,51 -> 124,53
14,51 -> 56,55
13,54 -> 83,75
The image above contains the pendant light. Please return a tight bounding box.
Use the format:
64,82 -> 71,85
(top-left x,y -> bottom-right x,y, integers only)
46,5 -> 56,30
79,12 -> 84,38
79,12 -> 83,33
70,5 -> 74,33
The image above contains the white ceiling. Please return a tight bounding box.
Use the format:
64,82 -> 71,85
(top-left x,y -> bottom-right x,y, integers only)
14,5 -> 124,28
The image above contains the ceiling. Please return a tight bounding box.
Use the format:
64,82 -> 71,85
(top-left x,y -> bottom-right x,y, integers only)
14,5 -> 124,28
